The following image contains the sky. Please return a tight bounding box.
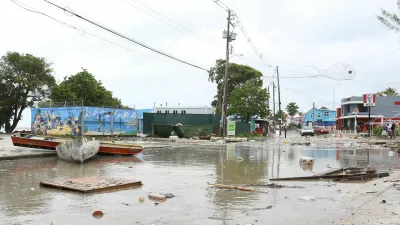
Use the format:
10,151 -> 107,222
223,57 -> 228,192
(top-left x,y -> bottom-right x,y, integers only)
1,0 -> 400,128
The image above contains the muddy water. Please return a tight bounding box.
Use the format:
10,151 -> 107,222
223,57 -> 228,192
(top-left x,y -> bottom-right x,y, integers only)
1,139 -> 400,225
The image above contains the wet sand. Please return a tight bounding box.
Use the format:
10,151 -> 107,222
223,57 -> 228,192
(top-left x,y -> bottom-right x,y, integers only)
1,134 -> 400,224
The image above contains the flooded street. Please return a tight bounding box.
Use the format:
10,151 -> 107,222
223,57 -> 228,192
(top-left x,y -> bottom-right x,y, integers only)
1,135 -> 400,225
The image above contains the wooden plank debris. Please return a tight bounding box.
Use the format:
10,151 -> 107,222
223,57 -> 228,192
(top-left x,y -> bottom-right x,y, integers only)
270,166 -> 388,182
208,183 -> 267,193
40,177 -> 142,193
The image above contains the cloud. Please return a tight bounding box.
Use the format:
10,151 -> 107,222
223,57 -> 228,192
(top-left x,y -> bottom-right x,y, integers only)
1,0 -> 400,128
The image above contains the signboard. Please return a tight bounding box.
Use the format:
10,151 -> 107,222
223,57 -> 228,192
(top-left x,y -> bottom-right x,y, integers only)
227,120 -> 236,137
363,93 -> 377,107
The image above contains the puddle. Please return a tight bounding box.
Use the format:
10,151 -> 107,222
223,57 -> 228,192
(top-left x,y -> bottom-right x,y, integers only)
0,137 -> 399,224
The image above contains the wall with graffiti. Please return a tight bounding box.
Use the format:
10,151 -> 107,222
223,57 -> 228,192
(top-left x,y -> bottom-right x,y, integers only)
31,107 -> 153,136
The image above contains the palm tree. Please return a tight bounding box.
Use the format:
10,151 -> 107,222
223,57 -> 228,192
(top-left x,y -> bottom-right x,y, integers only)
377,87 -> 399,96
378,0 -> 400,33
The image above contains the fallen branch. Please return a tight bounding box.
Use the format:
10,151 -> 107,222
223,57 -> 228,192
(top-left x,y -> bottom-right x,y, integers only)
208,184 -> 267,193
269,173 -> 389,181
243,183 -> 304,189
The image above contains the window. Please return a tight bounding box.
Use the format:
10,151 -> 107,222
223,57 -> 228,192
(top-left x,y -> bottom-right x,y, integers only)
173,110 -> 178,114
181,110 -> 186,114
317,113 -> 321,119
310,113 -> 313,118
165,110 -> 169,114
157,110 -> 161,114
324,112 -> 329,117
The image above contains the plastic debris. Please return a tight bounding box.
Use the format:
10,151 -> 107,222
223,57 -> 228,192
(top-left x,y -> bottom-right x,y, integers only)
92,211 -> 104,218
139,196 -> 145,203
162,193 -> 175,198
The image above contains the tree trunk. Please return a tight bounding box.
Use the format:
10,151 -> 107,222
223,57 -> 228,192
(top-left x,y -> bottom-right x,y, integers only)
245,115 -> 250,123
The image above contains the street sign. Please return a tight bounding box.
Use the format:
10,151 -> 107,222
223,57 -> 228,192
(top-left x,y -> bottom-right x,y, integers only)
363,93 -> 377,107
227,120 -> 236,137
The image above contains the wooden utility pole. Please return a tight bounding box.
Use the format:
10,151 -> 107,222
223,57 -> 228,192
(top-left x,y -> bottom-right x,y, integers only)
221,9 -> 231,137
277,66 -> 282,135
273,82 -> 276,133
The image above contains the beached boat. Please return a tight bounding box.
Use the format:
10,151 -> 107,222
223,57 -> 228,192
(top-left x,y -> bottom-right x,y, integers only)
56,138 -> 100,163
11,134 -> 143,156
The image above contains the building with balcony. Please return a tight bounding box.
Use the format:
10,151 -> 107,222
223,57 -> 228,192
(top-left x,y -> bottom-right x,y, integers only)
337,96 -> 400,131
302,107 -> 336,127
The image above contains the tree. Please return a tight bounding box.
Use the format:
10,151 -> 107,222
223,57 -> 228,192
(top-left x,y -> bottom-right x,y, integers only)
209,59 -> 263,114
275,110 -> 286,121
378,0 -> 400,34
286,102 -> 299,117
228,83 -> 269,123
50,69 -> 126,108
377,87 -> 399,96
0,52 -> 55,133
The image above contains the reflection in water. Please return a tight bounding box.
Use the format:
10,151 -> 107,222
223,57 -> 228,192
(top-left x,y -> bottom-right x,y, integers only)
1,141 -> 400,224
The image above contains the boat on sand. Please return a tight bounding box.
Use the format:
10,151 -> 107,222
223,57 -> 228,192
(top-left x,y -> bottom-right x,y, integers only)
56,137 -> 100,163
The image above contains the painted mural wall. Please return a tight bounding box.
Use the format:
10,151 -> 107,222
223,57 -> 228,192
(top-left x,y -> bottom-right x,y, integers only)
31,107 -> 153,136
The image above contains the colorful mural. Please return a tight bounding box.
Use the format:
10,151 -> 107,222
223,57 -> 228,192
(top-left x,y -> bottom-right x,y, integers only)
31,107 -> 153,136
31,107 -> 83,136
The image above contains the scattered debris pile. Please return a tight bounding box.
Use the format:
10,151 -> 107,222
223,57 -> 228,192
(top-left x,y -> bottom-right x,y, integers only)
270,166 -> 389,182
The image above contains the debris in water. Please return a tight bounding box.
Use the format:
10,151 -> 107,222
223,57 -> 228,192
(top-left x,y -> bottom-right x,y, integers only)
381,200 -> 386,204
299,196 -> 316,202
162,193 -> 175,198
139,196 -> 145,203
40,177 -> 142,193
122,202 -> 130,206
92,211 -> 104,218
208,183 -> 267,193
30,187 -> 35,191
148,193 -> 166,201
252,206 -> 272,211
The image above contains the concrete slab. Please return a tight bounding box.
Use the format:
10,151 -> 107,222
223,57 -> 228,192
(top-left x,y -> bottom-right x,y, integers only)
40,177 -> 142,193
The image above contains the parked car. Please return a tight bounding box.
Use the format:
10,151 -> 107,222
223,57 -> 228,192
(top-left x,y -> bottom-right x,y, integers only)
313,126 -> 322,135
320,127 -> 329,135
300,127 -> 314,136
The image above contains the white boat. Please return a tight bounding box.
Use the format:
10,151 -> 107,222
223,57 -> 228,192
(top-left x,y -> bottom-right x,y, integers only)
56,137 -> 100,163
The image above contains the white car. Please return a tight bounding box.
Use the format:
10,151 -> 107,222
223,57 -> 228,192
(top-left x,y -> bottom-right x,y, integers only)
300,127 -> 314,136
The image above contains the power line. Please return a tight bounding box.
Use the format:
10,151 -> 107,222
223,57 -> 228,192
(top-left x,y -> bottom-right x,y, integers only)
11,0 -> 164,62
123,0 -> 221,49
43,0 -> 209,72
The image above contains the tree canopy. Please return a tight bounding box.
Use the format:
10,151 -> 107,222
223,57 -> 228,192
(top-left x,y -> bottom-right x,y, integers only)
0,52 -> 55,133
286,102 -> 299,117
209,59 -> 264,113
275,109 -> 286,121
378,0 -> 400,34
49,69 -> 127,108
208,59 -> 269,122
377,87 -> 399,96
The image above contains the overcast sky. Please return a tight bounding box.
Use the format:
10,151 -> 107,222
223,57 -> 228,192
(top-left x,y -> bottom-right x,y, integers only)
1,0 -> 399,127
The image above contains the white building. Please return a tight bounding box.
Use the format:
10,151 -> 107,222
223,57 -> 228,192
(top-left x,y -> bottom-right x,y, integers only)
153,106 -> 216,115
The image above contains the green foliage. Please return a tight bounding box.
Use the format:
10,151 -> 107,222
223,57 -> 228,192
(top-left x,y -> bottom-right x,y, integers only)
378,0 -> 400,33
209,59 -> 265,114
275,110 -> 286,121
373,125 -> 383,137
50,69 -> 126,108
395,126 -> 400,136
0,52 -> 55,133
377,87 -> 399,96
286,102 -> 299,117
228,83 -> 269,122
296,123 -> 302,129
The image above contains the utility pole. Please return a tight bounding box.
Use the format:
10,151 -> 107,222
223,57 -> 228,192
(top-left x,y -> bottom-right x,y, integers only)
312,102 -> 315,126
221,9 -> 235,137
273,82 -> 276,133
277,66 -> 282,135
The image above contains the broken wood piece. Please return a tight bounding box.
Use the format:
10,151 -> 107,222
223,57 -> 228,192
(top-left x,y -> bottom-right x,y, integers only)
269,173 -> 386,181
333,173 -> 389,181
243,183 -> 304,189
208,184 -> 267,193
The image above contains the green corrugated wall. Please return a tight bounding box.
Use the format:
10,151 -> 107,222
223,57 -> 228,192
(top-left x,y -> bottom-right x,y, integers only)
143,113 -> 221,135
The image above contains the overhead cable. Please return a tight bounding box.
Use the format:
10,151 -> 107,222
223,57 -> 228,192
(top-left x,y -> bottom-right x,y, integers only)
44,0 -> 209,72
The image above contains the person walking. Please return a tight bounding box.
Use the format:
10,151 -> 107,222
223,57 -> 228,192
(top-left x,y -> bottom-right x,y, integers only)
391,122 -> 396,139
